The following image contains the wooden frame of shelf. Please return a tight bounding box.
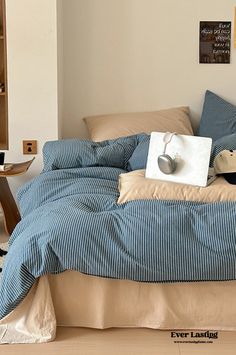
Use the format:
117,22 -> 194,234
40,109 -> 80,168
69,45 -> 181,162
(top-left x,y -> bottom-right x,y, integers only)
0,0 -> 8,150
0,159 -> 34,235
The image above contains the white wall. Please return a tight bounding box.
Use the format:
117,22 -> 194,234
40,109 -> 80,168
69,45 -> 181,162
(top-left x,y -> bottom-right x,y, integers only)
4,0 -> 59,195
61,0 -> 236,139
57,0 -> 64,139
2,0 -> 236,197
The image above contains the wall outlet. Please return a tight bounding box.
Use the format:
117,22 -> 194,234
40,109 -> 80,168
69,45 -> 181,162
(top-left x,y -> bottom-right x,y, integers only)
23,140 -> 37,154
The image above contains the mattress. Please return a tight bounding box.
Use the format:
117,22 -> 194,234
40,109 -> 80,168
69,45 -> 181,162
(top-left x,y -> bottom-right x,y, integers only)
1,271 -> 236,343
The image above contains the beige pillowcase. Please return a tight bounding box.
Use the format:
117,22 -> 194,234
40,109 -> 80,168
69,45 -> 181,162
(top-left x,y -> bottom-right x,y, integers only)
117,169 -> 236,204
84,107 -> 193,141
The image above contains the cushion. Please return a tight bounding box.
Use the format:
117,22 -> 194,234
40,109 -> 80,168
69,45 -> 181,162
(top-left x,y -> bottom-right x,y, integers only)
117,169 -> 236,204
42,134 -> 147,172
198,90 -> 236,141
127,136 -> 150,171
84,107 -> 193,142
210,133 -> 236,167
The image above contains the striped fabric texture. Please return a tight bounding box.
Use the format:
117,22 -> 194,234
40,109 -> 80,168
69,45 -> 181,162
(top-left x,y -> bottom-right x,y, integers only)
43,134 -> 148,172
198,90 -> 236,141
127,136 -> 150,171
210,133 -> 236,167
0,139 -> 236,318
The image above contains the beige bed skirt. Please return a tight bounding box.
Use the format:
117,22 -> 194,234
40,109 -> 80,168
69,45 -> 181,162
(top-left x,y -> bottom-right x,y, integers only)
0,270 -> 236,343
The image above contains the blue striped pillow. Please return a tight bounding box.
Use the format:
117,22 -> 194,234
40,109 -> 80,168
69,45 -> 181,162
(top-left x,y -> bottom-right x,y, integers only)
43,134 -> 148,172
127,135 -> 150,171
210,133 -> 236,167
198,91 -> 236,141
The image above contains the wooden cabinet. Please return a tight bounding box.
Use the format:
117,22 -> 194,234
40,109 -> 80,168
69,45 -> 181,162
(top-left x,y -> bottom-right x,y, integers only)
0,0 -> 8,150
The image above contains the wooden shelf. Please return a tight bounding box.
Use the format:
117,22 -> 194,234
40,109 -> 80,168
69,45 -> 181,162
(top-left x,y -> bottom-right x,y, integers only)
0,141 -> 7,150
0,0 -> 8,150
0,159 -> 34,235
0,158 -> 35,177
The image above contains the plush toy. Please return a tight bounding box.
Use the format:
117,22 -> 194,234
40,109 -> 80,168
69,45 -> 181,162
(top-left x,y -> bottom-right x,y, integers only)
214,149 -> 236,184
0,248 -> 7,272
0,248 -> 7,257
214,149 -> 236,174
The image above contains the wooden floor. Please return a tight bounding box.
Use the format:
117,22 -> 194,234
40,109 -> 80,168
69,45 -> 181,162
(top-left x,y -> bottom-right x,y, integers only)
1,216 -> 236,354
1,327 -> 236,355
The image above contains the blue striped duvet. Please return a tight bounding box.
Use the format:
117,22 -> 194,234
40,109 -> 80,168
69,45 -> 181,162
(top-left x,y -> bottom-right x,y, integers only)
0,135 -> 236,319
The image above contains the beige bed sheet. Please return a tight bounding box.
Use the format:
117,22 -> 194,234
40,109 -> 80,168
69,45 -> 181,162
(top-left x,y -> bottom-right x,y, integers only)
1,271 -> 236,343
118,170 -> 236,204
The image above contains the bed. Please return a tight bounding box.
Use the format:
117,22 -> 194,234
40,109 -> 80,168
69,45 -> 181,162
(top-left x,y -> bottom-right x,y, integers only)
1,101 -> 236,344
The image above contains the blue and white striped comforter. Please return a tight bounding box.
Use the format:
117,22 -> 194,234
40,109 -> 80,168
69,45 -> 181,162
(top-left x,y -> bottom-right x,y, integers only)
0,136 -> 236,319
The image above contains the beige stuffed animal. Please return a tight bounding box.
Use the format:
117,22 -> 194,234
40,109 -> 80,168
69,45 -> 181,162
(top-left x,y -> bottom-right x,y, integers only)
214,149 -> 236,174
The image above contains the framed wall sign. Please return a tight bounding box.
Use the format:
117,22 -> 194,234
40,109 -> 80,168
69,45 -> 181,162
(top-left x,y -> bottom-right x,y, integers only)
234,7 -> 236,48
199,21 -> 231,64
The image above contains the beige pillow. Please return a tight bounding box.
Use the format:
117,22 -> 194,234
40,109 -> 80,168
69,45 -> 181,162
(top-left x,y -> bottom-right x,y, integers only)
84,107 -> 193,141
117,169 -> 236,204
